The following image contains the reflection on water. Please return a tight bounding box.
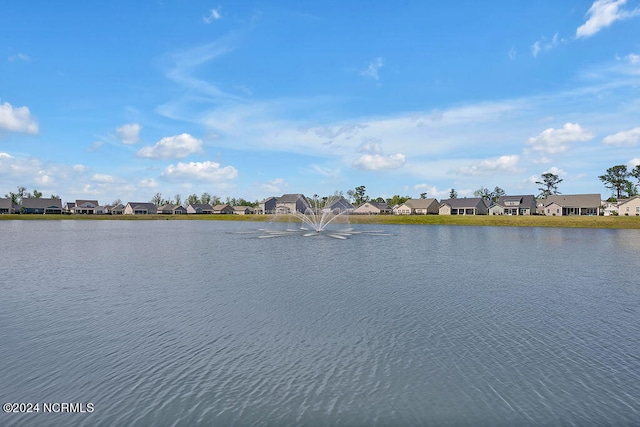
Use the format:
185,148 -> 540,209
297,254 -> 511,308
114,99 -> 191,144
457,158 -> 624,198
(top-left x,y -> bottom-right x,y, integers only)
1,221 -> 639,426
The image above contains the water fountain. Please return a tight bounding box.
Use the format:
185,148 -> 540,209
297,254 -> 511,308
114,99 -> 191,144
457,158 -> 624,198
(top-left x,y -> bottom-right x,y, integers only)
256,194 -> 390,239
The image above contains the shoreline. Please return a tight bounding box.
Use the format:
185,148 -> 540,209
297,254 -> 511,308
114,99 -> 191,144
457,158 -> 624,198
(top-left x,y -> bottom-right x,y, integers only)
1,214 -> 640,229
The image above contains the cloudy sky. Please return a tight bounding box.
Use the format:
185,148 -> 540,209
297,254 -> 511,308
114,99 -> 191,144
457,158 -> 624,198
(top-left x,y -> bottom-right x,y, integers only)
2,0 -> 640,204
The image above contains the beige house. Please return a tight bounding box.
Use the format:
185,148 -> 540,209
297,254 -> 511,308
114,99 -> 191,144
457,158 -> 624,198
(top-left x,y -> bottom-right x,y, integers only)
617,195 -> 640,216
274,194 -> 310,214
213,204 -> 234,214
157,204 -> 187,214
124,202 -> 157,215
352,201 -> 392,215
73,200 -> 100,214
396,198 -> 439,215
537,194 -> 601,216
439,198 -> 488,215
233,206 -> 255,215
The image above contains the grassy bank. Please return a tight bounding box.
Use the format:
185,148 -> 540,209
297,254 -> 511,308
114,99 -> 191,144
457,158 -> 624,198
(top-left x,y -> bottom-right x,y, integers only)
1,213 -> 640,229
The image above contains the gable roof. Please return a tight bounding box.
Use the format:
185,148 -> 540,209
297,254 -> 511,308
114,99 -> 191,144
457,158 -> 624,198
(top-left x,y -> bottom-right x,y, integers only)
440,198 -> 485,208
403,198 -> 439,209
541,194 -> 601,208
127,202 -> 157,210
21,197 -> 63,209
495,195 -> 535,207
278,193 -> 308,204
76,199 -> 99,207
188,203 -> 213,210
0,198 -> 17,209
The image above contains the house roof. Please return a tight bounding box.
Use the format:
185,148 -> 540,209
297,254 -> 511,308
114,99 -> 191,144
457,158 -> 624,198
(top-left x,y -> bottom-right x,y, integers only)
440,198 -> 485,209
127,202 -> 156,210
188,203 -> 213,210
402,198 -> 439,209
278,193 -> 308,204
21,197 -> 63,209
617,195 -> 640,206
495,195 -> 535,207
212,204 -> 232,210
75,199 -> 99,207
326,197 -> 354,210
540,194 -> 601,208
0,198 -> 16,209
233,206 -> 254,211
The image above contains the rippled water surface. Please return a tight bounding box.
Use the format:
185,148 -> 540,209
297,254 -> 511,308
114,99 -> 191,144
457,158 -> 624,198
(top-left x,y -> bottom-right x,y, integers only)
1,220 -> 639,426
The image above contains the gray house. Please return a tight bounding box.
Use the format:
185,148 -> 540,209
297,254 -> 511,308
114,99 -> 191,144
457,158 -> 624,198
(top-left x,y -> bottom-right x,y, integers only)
489,195 -> 536,216
396,198 -> 440,215
537,194 -> 601,216
439,198 -> 488,215
157,204 -> 187,215
0,198 -> 18,214
325,197 -> 354,213
187,203 -> 214,214
20,197 -> 63,214
124,202 -> 158,215
256,197 -> 278,214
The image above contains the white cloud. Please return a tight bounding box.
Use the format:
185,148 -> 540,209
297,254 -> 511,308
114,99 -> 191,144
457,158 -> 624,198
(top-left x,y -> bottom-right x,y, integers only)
162,161 -> 238,182
73,164 -> 88,173
92,173 -> 115,183
628,158 -> 640,167
526,123 -> 594,154
139,178 -> 159,188
412,184 -> 451,199
203,8 -> 222,24
116,123 -> 141,145
260,178 -> 286,194
460,155 -> 521,176
576,0 -> 640,39
545,166 -> 566,176
603,127 -> 640,146
508,45 -> 517,60
8,53 -> 30,62
352,153 -> 406,170
0,101 -> 38,134
0,152 -> 13,159
531,33 -> 565,57
137,133 -> 204,159
360,57 -> 384,80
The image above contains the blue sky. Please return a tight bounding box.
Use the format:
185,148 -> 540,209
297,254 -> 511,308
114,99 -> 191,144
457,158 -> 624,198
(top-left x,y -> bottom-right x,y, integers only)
1,0 -> 640,204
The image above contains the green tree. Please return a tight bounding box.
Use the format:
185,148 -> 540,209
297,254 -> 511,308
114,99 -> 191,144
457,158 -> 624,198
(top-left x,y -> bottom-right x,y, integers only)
5,186 -> 27,204
353,185 -> 368,205
200,192 -> 212,205
419,192 -> 427,199
32,189 -> 43,198
536,173 -> 563,198
449,188 -> 458,199
186,194 -> 200,206
386,195 -> 410,206
151,193 -> 163,206
598,165 -> 632,199
631,164 -> 640,186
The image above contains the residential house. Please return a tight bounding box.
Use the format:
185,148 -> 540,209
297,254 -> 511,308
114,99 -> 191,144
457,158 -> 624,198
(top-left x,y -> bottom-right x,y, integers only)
20,197 -> 64,214
617,195 -> 640,216
106,204 -> 125,215
601,200 -> 619,216
157,204 -> 187,214
537,194 -> 601,216
73,200 -> 100,214
352,201 -> 392,215
396,198 -> 440,215
439,198 -> 488,215
275,194 -> 310,214
187,203 -> 214,214
489,195 -> 536,216
325,197 -> 355,213
0,198 -> 17,214
124,202 -> 158,215
233,206 -> 255,215
256,197 -> 278,214
212,204 -> 234,214
64,202 -> 76,213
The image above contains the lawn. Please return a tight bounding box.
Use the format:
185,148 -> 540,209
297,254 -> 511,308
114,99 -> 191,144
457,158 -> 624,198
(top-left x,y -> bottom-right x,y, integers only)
1,213 -> 640,229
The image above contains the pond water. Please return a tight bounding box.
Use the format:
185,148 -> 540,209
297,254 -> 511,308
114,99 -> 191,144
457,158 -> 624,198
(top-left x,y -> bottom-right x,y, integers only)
1,220 -> 639,426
